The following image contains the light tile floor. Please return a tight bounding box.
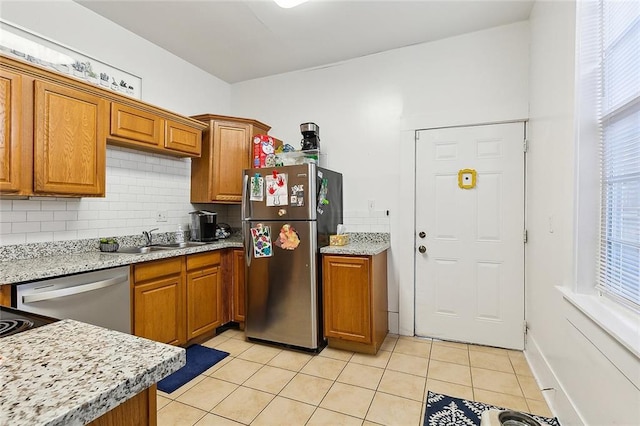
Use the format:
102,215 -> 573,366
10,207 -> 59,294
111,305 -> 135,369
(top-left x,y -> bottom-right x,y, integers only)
157,329 -> 553,426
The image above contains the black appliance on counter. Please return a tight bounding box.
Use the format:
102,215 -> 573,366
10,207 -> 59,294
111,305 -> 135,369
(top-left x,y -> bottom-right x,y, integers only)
190,210 -> 217,242
300,122 -> 320,151
0,306 -> 57,338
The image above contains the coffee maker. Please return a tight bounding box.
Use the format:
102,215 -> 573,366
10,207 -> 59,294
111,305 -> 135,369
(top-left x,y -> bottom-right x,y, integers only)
300,122 -> 320,151
189,210 -> 217,242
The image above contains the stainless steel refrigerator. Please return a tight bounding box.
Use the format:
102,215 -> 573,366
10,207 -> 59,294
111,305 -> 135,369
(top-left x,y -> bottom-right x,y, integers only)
242,163 -> 343,351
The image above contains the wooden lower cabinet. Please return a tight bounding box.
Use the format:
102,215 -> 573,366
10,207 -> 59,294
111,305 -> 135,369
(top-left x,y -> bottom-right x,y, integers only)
186,251 -> 222,340
132,251 -> 224,346
88,385 -> 157,426
322,251 -> 388,354
0,285 -> 11,307
133,257 -> 186,346
231,248 -> 245,323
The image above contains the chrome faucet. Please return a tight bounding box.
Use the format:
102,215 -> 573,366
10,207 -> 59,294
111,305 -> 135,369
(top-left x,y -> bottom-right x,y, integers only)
142,228 -> 159,246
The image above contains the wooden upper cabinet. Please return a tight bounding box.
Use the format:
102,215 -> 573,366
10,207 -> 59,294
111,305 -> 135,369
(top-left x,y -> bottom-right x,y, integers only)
212,121 -> 250,202
190,114 -> 270,204
109,103 -> 203,157
110,102 -> 163,147
34,80 -> 107,196
0,68 -> 24,194
165,119 -> 201,156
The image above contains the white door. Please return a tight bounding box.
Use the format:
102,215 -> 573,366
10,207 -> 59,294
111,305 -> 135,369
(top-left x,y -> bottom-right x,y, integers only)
414,122 -> 525,350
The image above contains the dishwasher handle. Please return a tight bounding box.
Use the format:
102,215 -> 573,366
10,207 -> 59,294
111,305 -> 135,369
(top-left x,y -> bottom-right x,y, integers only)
22,275 -> 128,304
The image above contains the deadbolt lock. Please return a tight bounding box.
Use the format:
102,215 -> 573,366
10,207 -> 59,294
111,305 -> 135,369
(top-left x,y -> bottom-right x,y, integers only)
418,231 -> 426,238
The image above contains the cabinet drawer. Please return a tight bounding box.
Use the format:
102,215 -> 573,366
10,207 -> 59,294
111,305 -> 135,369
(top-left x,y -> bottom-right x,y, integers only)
134,257 -> 183,282
111,102 -> 163,146
187,251 -> 221,271
165,120 -> 201,156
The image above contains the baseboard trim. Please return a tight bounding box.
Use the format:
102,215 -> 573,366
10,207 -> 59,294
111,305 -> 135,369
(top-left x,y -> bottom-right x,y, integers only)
525,334 -> 584,425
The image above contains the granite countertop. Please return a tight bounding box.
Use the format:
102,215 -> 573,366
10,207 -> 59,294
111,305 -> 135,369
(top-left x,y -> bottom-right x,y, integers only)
320,233 -> 390,256
0,237 -> 243,285
1,233 -> 389,284
0,319 -> 185,426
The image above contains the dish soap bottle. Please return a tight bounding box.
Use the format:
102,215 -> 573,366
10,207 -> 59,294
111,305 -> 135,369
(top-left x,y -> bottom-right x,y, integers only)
175,224 -> 185,243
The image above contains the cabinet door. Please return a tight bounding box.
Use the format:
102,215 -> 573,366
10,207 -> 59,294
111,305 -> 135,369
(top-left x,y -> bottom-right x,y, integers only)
110,102 -> 163,147
186,265 -> 222,340
34,80 -> 106,196
232,248 -> 245,322
165,120 -> 201,156
323,255 -> 372,344
134,275 -> 185,345
211,121 -> 250,202
0,69 -> 23,194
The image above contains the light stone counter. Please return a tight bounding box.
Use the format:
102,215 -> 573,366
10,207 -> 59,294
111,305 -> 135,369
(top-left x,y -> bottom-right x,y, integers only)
320,233 -> 390,256
0,319 -> 185,426
1,233 -> 389,284
0,237 -> 243,285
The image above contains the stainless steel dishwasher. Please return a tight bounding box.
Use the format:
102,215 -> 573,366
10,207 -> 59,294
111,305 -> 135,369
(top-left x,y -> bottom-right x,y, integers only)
15,266 -> 131,334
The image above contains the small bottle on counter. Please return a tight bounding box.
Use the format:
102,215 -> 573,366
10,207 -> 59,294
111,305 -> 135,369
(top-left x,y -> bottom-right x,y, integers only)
175,224 -> 185,243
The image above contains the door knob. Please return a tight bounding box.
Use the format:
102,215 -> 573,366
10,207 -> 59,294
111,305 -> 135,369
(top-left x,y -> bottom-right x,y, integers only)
418,231 -> 426,238
418,245 -> 427,254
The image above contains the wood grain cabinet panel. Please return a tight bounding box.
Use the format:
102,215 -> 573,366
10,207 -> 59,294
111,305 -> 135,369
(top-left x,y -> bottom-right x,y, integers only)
186,252 -> 222,340
133,258 -> 186,346
190,114 -> 270,204
0,69 -> 24,194
232,248 -> 245,323
88,385 -> 157,426
110,102 -> 163,147
165,120 -> 201,156
323,256 -> 372,343
133,252 -> 225,346
34,80 -> 106,196
323,252 -> 388,354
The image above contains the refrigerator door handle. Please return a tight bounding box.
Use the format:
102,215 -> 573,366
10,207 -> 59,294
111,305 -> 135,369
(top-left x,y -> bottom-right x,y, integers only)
241,174 -> 249,220
243,220 -> 252,267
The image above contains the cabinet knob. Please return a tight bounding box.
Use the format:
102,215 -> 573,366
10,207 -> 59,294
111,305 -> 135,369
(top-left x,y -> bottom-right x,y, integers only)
418,245 -> 427,254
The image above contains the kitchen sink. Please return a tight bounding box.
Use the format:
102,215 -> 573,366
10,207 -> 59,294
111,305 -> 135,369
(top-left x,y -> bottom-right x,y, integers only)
115,246 -> 170,254
151,242 -> 211,248
115,241 -> 210,254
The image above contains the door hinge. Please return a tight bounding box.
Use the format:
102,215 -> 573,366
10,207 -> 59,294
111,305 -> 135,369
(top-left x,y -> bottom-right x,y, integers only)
523,321 -> 528,335
416,132 -> 420,141
523,138 -> 529,152
523,229 -> 528,243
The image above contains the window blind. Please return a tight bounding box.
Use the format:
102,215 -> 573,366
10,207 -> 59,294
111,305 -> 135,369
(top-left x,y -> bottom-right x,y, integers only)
597,1 -> 640,310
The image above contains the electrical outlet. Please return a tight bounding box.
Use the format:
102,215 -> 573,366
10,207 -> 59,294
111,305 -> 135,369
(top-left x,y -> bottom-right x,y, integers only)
156,210 -> 168,222
368,200 -> 375,211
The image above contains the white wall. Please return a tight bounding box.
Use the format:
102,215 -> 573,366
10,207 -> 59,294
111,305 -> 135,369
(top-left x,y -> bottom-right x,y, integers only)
1,1 -> 230,116
526,2 -> 640,425
230,22 -> 530,334
0,1 -> 232,245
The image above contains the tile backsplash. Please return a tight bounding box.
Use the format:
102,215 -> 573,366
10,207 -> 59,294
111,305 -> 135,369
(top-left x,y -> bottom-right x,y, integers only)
0,146 -> 388,246
0,146 -> 201,246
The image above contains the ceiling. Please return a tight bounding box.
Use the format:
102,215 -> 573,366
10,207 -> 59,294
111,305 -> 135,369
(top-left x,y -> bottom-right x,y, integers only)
77,0 -> 534,84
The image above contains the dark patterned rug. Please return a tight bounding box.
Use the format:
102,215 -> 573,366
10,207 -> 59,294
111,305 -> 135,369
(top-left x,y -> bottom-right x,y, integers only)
424,391 -> 561,426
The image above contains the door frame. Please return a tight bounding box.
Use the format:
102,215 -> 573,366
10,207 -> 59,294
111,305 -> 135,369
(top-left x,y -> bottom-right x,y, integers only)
410,119 -> 529,343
